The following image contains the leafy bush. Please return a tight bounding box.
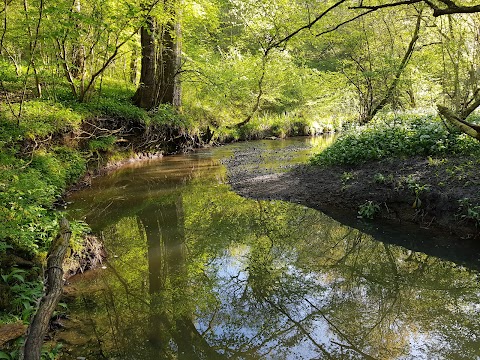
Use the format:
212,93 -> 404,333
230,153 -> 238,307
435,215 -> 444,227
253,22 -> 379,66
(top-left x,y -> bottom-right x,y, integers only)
311,114 -> 480,166
0,166 -> 58,252
458,198 -> 480,226
53,146 -> 86,184
0,146 -> 86,253
231,113 -> 317,140
1,268 -> 43,322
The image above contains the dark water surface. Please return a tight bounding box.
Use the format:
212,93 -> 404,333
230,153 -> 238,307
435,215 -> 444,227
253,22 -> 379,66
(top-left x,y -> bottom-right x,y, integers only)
61,138 -> 480,360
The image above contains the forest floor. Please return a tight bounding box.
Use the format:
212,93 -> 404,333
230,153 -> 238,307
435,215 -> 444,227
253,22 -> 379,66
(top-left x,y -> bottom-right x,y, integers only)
223,139 -> 480,244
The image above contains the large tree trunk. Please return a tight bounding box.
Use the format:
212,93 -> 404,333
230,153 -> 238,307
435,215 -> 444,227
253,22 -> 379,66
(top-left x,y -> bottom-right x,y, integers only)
133,16 -> 157,109
134,1 -> 181,110
158,15 -> 181,107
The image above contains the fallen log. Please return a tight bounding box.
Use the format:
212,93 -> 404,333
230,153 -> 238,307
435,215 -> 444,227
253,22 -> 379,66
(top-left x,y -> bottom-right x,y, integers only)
20,218 -> 71,360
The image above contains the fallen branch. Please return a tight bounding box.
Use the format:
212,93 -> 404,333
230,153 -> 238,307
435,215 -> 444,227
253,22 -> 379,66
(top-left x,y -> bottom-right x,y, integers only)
437,105 -> 480,141
20,218 -> 71,360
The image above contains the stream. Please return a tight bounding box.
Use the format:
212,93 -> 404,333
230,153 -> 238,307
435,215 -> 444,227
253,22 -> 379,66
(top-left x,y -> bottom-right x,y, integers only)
61,137 -> 480,359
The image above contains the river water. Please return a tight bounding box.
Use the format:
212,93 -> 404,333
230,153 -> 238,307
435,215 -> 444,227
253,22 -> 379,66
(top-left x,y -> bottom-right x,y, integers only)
61,137 -> 480,360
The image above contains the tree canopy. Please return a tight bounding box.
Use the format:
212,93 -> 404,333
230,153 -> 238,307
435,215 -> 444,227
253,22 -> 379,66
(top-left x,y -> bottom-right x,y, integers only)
1,0 -> 479,136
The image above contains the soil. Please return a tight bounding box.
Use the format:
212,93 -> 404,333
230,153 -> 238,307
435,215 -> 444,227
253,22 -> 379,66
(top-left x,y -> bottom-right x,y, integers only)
0,322 -> 27,348
223,141 -> 480,245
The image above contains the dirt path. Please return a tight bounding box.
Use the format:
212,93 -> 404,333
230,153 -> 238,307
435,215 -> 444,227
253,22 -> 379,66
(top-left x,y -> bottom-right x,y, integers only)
223,142 -> 480,242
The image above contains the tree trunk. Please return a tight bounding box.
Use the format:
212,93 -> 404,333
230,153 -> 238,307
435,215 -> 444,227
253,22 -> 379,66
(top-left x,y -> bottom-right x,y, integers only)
134,1 -> 181,110
130,44 -> 138,85
71,0 -> 85,80
361,10 -> 422,124
437,105 -> 480,141
158,15 -> 181,107
133,16 -> 157,109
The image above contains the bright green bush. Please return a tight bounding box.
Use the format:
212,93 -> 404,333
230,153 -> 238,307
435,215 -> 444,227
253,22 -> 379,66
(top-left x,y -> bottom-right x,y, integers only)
311,114 -> 480,166
0,145 -> 86,253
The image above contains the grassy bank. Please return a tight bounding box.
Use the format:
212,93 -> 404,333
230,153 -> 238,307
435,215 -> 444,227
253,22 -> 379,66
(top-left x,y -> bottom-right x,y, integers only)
310,113 -> 480,228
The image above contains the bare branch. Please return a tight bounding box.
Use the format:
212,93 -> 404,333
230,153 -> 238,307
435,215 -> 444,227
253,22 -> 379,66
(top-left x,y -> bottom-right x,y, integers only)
350,0 -> 480,16
316,9 -> 377,37
267,0 -> 348,52
350,0 -> 423,11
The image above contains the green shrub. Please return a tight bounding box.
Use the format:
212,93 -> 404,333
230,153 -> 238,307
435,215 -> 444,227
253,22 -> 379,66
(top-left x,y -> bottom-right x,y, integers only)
53,146 -> 86,184
311,114 -> 480,166
0,267 -> 43,322
0,146 -> 86,253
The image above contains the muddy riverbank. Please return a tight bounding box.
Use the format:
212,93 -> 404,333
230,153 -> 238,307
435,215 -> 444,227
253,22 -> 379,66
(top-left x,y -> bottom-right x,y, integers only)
223,139 -> 480,243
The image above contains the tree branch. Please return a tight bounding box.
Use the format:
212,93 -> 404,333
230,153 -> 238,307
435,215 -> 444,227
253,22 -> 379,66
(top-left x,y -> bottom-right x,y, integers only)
438,105 -> 480,141
315,9 -> 377,37
349,0 -> 423,11
366,9 -> 423,122
267,0 -> 348,52
350,0 -> 480,17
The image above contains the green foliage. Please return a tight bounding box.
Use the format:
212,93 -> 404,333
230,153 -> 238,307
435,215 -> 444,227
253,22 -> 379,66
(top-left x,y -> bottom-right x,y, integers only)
1,268 -> 43,322
404,176 -> 431,209
52,146 -> 86,184
88,136 -> 117,152
1,101 -> 84,138
358,201 -> 381,219
148,104 -> 193,130
0,164 -> 58,252
41,343 -> 63,360
0,350 -> 16,360
222,112 -> 318,141
0,335 -> 62,359
458,198 -> 480,226
341,171 -> 355,184
80,97 -> 147,123
0,145 -> 85,254
311,114 -> 480,166
373,172 -> 395,185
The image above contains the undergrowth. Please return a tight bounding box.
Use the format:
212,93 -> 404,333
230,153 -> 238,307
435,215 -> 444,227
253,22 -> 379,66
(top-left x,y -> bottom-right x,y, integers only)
216,112 -> 338,141
311,114 -> 480,166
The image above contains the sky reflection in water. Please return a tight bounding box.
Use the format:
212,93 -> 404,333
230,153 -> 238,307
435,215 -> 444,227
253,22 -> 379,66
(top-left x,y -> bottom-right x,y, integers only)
62,138 -> 480,360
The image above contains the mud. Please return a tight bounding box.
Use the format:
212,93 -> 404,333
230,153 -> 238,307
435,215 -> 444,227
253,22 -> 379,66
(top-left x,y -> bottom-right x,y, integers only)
224,142 -> 480,243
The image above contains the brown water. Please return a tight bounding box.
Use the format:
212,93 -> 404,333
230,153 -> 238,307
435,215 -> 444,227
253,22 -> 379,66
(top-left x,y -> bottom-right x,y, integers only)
61,138 -> 480,360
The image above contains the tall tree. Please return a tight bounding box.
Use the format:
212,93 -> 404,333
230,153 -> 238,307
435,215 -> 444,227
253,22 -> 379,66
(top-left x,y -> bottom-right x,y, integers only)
133,0 -> 181,110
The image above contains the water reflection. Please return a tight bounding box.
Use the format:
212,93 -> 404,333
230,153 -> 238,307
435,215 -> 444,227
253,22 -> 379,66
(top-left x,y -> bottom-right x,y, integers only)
61,138 -> 480,359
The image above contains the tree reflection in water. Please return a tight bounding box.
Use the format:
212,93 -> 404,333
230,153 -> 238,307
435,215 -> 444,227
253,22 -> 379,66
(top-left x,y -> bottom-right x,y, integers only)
62,143 -> 480,360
